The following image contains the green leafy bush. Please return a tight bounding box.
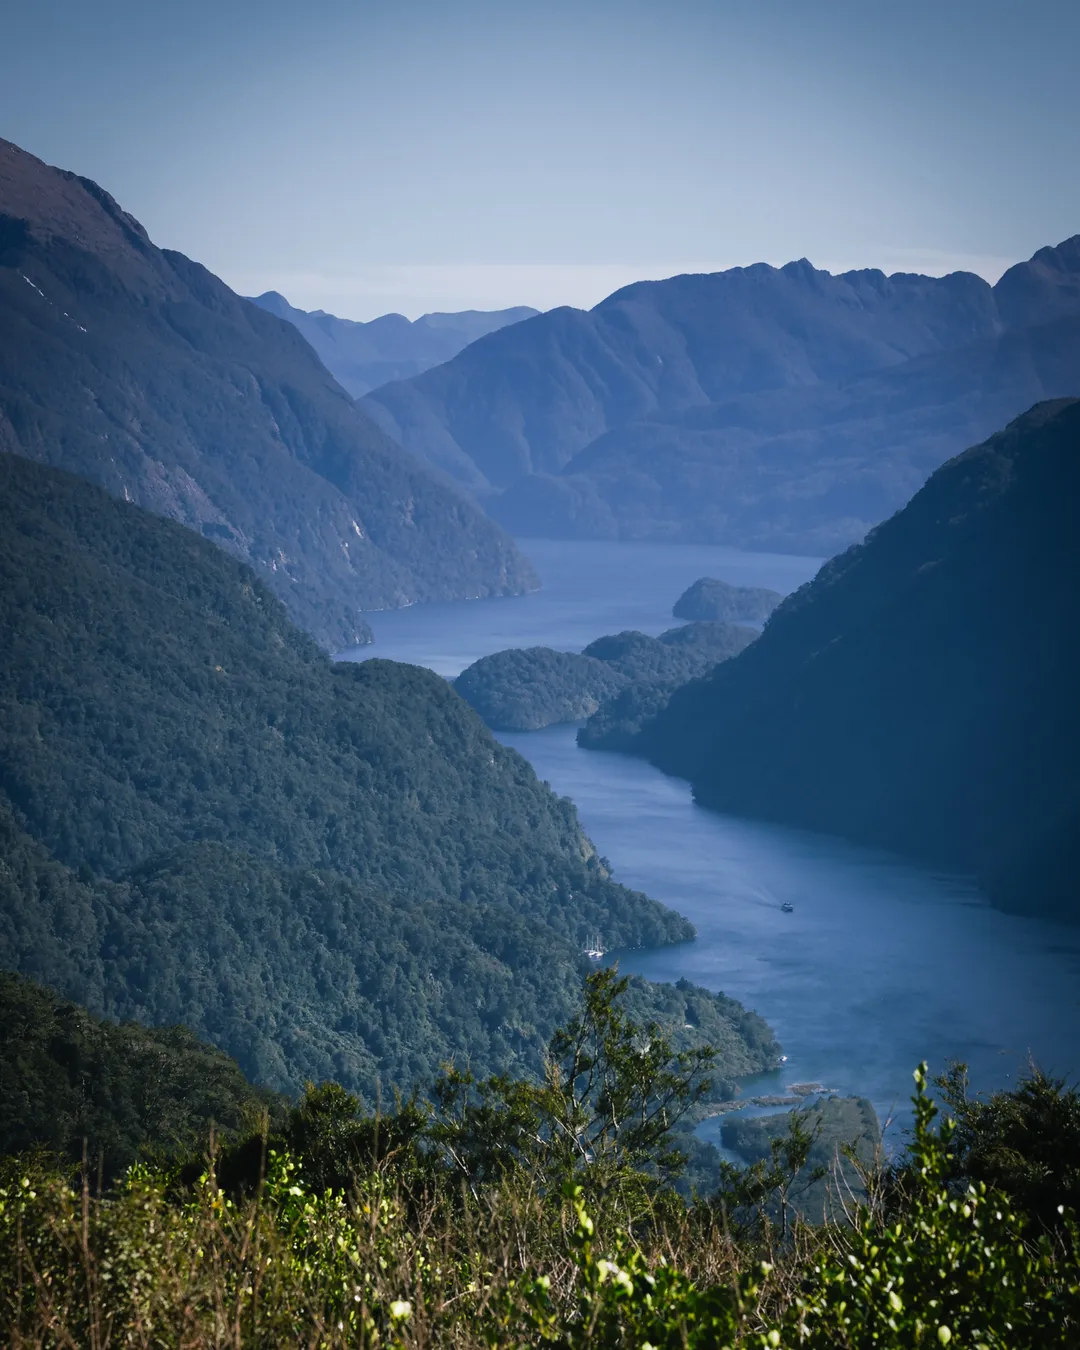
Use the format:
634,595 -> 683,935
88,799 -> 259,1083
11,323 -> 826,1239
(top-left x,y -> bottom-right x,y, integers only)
2,978 -> 1077,1348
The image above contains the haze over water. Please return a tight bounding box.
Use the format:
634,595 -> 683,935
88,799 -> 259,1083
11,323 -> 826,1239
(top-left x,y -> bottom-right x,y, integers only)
343,538 -> 1080,1141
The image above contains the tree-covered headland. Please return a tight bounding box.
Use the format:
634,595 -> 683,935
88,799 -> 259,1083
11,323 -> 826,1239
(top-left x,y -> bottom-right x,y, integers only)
455,623 -> 756,732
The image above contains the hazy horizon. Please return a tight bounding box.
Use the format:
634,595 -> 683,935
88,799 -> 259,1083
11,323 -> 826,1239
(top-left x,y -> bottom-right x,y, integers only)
251,244 -> 1031,323
2,0 -> 1078,318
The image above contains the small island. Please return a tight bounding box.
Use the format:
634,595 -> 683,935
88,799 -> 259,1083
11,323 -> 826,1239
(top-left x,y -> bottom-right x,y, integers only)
673,576 -> 783,623
453,647 -> 627,730
455,622 -> 757,731
583,621 -> 756,682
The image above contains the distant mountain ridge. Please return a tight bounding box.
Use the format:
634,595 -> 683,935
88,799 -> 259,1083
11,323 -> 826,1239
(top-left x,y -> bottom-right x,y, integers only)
363,241 -> 1080,552
588,400 -> 1080,922
251,291 -> 538,397
0,137 -> 535,649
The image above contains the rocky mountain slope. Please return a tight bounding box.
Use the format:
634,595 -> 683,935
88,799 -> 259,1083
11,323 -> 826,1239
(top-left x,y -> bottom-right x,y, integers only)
363,242 -> 1080,552
588,401 -> 1080,920
252,291 -> 537,397
0,137 -> 535,649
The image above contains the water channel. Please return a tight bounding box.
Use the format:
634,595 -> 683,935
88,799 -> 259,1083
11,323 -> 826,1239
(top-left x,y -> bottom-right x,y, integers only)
342,538 -> 1080,1142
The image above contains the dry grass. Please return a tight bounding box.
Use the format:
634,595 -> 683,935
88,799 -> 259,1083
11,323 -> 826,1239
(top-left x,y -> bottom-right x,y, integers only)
2,1149 -> 818,1348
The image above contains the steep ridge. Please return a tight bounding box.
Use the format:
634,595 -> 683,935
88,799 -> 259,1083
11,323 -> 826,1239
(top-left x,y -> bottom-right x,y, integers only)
593,401 -> 1080,920
252,292 -> 537,397
363,241 -> 1080,551
0,455 -> 778,1096
0,138 -> 535,650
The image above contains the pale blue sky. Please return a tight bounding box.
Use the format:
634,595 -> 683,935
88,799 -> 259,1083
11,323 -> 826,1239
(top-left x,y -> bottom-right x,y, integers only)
2,0 -> 1077,317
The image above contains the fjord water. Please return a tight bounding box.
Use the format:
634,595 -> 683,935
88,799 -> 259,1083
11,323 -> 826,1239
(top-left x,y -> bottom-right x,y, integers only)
349,538 -> 819,675
343,539 -> 1080,1138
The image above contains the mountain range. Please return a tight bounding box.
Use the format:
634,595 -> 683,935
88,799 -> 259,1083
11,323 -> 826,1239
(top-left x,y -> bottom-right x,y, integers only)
0,138 -> 535,650
363,241 -> 1080,554
251,291 -> 537,398
587,400 -> 1080,921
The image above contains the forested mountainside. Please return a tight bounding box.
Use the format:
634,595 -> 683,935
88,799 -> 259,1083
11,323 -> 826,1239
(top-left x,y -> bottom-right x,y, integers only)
0,455 -> 778,1096
0,138 -> 534,650
252,292 -> 537,397
0,971 -> 285,1178
363,240 -> 1080,552
589,401 -> 1080,921
455,622 -> 755,732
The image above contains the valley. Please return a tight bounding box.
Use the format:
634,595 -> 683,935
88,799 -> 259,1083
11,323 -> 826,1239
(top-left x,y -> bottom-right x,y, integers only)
3,9 -> 1079,1339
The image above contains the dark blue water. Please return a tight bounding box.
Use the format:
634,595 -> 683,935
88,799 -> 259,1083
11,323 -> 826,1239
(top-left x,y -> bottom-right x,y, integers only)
342,539 -> 1080,1140
345,539 -> 821,676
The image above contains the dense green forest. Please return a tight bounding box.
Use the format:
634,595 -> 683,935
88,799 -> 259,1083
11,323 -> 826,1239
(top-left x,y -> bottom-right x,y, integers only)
585,401 -> 1080,921
455,623 -> 755,731
455,648 -> 627,730
582,623 -> 756,682
0,454 -> 777,1097
2,972 -> 1077,1346
0,972 -> 285,1178
577,679 -> 686,753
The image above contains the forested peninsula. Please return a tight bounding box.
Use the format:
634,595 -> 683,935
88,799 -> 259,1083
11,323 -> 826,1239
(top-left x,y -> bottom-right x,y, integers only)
455,622 -> 756,731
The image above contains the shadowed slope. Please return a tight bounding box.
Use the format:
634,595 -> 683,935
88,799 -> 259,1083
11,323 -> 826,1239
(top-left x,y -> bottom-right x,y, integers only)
599,401 -> 1080,920
0,138 -> 535,649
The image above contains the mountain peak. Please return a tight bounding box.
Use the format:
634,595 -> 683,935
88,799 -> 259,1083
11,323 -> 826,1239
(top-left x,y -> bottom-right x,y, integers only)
1030,234 -> 1080,271
0,138 -> 162,290
994,234 -> 1080,327
780,256 -> 820,281
252,288 -> 291,312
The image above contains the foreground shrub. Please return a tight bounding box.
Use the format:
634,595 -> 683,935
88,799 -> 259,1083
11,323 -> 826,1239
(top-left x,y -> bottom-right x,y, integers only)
2,1064 -> 1077,1347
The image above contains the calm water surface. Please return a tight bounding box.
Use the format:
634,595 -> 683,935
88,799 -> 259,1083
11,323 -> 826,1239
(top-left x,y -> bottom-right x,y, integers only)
346,539 -> 821,676
342,539 -> 1080,1139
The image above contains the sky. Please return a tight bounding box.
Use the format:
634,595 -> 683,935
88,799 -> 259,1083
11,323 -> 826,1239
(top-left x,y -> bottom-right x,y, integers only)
2,0 -> 1078,319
